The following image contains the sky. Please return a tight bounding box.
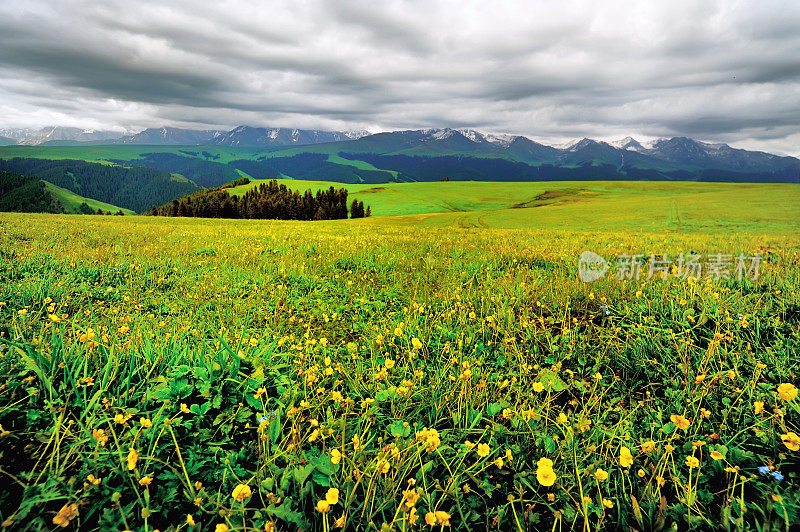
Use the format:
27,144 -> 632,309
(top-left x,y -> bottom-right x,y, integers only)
1,0 -> 798,155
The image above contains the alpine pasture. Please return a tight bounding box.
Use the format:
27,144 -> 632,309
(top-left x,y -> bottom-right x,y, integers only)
0,181 -> 798,531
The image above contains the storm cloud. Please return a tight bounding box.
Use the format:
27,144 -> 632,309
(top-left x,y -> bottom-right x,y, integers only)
1,0 -> 798,154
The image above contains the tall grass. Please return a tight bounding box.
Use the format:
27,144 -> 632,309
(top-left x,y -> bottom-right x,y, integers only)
0,213 -> 798,530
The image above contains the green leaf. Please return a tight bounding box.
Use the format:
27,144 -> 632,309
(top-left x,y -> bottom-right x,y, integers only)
487,403 -> 503,417
389,420 -> 411,438
293,464 -> 315,486
312,454 -> 335,476
537,369 -> 568,392
544,437 -> 556,453
312,470 -> 331,487
172,365 -> 191,379
266,498 -> 306,528
416,460 -> 434,484
269,412 -> 281,444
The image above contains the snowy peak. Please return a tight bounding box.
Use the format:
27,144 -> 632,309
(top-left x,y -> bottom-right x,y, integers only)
610,136 -> 648,153
417,128 -> 518,147
119,127 -> 223,145
15,126 -> 124,145
212,126 -> 371,147
567,138 -> 600,152
344,129 -> 371,140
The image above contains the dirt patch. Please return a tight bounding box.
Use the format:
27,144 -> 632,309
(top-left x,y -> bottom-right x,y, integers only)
358,187 -> 385,193
534,190 -> 573,201
512,189 -> 593,209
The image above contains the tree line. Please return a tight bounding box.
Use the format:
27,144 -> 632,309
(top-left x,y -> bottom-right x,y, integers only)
0,171 -> 64,213
149,179 -> 371,220
0,158 -> 200,212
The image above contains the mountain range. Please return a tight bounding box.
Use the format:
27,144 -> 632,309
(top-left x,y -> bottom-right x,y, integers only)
1,125 -> 798,183
1,125 -> 372,147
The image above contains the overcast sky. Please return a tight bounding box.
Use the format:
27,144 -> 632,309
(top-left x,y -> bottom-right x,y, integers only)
1,0 -> 798,154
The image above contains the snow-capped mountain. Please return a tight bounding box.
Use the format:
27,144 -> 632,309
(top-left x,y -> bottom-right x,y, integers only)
0,128 -> 34,139
212,126 -> 371,147
14,126 -> 124,145
610,136 -> 649,153
118,127 -> 224,145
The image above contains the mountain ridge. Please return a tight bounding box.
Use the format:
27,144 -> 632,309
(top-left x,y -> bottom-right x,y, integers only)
1,126 -> 797,183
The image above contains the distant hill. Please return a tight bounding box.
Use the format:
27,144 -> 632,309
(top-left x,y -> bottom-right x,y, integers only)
0,158 -> 200,212
211,125 -> 370,147
44,182 -> 135,215
17,126 -> 124,145
0,128 -> 797,210
0,171 -> 64,213
117,127 -> 224,145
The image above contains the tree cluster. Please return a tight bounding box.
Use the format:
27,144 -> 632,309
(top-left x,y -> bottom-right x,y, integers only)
150,179 -> 370,220
0,171 -> 64,213
350,199 -> 370,218
0,158 -> 200,212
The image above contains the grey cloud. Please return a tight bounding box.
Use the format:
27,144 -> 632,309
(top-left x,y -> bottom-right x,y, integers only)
0,0 -> 799,155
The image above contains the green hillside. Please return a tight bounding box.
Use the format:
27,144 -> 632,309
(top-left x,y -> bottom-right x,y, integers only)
0,145 -> 272,164
44,182 -> 135,214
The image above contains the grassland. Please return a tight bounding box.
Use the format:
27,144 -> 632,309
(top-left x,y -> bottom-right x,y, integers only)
229,179 -> 800,233
0,184 -> 798,531
0,145 -> 273,164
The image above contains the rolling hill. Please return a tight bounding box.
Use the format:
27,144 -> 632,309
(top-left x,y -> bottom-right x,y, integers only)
0,171 -> 64,213
0,127 -> 797,212
0,158 -> 200,212
44,182 -> 135,214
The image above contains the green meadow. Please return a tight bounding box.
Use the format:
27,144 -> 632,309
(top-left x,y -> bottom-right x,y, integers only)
0,180 -> 798,531
230,179 -> 800,232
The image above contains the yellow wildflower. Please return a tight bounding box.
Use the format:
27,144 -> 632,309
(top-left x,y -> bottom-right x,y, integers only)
777,383 -> 798,402
619,446 -> 633,468
536,467 -> 556,487
232,484 -> 252,503
52,503 -> 78,527
781,432 -> 800,451
685,456 -> 700,468
640,441 -> 656,453
126,448 -> 139,470
326,488 -> 340,505
477,443 -> 490,458
594,469 -> 608,482
536,457 -> 557,486
434,511 -> 451,526
92,428 -> 108,446
670,414 -> 690,430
